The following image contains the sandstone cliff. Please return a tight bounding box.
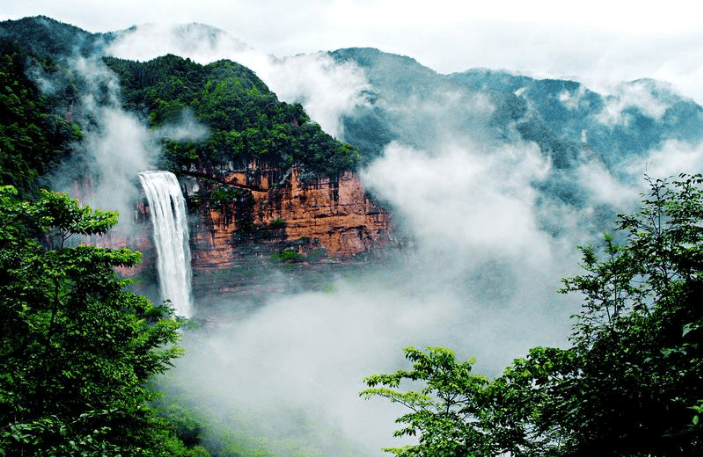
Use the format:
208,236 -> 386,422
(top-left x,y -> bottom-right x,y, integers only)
184,162 -> 394,272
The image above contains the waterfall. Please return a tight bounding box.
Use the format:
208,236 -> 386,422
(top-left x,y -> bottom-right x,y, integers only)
138,171 -> 193,318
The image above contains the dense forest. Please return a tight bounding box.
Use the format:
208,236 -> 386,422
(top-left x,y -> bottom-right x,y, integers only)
0,36 -> 211,456
104,55 -> 362,177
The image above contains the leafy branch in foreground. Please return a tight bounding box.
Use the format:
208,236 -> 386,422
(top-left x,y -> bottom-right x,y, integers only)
361,347 -> 492,457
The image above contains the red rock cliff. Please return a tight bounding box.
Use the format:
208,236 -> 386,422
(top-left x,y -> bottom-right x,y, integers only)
186,163 -> 394,271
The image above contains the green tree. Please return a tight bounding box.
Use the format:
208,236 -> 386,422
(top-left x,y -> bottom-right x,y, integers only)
361,347 -> 494,456
363,174 -> 703,456
0,186 -> 192,456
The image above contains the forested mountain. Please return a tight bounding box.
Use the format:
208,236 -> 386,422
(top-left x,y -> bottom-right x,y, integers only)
104,55 -> 361,176
330,47 -> 703,220
0,15 -> 110,59
0,16 -> 362,181
332,47 -> 703,171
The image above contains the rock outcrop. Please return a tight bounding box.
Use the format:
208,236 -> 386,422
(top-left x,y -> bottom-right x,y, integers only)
185,163 -> 394,272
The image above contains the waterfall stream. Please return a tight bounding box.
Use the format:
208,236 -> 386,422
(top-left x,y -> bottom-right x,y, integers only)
138,170 -> 193,318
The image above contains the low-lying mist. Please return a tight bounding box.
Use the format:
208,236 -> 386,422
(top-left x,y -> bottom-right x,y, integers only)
158,137 -> 615,455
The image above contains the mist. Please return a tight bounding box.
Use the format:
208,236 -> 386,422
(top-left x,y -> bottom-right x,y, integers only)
161,121 -> 606,453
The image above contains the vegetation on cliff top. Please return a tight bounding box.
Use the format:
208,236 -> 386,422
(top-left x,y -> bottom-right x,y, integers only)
104,54 -> 362,176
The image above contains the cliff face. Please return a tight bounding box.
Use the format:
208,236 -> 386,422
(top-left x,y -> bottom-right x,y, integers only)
186,163 -> 394,272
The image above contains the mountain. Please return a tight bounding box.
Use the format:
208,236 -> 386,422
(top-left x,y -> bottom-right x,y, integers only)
4,15 -> 703,292
331,47 -> 703,205
0,15 -> 111,59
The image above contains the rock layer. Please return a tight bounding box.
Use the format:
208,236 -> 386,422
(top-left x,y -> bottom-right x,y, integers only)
186,163 -> 394,272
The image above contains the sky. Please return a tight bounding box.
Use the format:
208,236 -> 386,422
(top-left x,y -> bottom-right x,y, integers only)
3,0 -> 703,101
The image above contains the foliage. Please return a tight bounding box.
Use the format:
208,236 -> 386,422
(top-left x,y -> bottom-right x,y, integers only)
0,39 -> 81,195
270,218 -> 286,228
363,174 -> 703,456
0,16 -> 104,60
361,347 -> 493,457
103,55 -> 362,176
0,186 -> 196,455
270,249 -> 305,263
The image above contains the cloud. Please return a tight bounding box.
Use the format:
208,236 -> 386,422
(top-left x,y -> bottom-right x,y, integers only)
261,53 -> 371,139
155,109 -> 209,142
105,22 -> 251,63
594,80 -> 674,127
558,85 -> 588,111
48,56 -> 154,219
170,282 -> 464,455
627,139 -> 703,179
106,24 -> 370,138
361,141 -> 551,255
576,161 -> 642,210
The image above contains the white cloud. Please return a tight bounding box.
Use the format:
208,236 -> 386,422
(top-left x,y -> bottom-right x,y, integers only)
155,109 -> 209,142
106,24 -> 370,138
262,53 -> 371,138
577,161 -> 641,210
558,85 -> 587,111
361,140 -> 552,258
627,139 -> 703,179
594,80 -> 674,127
105,22 -> 251,62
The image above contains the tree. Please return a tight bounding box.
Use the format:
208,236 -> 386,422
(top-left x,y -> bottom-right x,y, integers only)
361,347 -> 493,457
0,186 -> 190,455
362,174 -> 703,456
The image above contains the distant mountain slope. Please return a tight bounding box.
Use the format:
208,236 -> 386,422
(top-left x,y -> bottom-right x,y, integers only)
330,47 -> 703,177
0,15 -> 110,59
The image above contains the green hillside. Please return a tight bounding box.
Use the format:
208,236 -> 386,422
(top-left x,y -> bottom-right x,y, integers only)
105,54 -> 362,177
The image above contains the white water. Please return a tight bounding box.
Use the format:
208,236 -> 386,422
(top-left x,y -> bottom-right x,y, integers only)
139,171 -> 193,318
